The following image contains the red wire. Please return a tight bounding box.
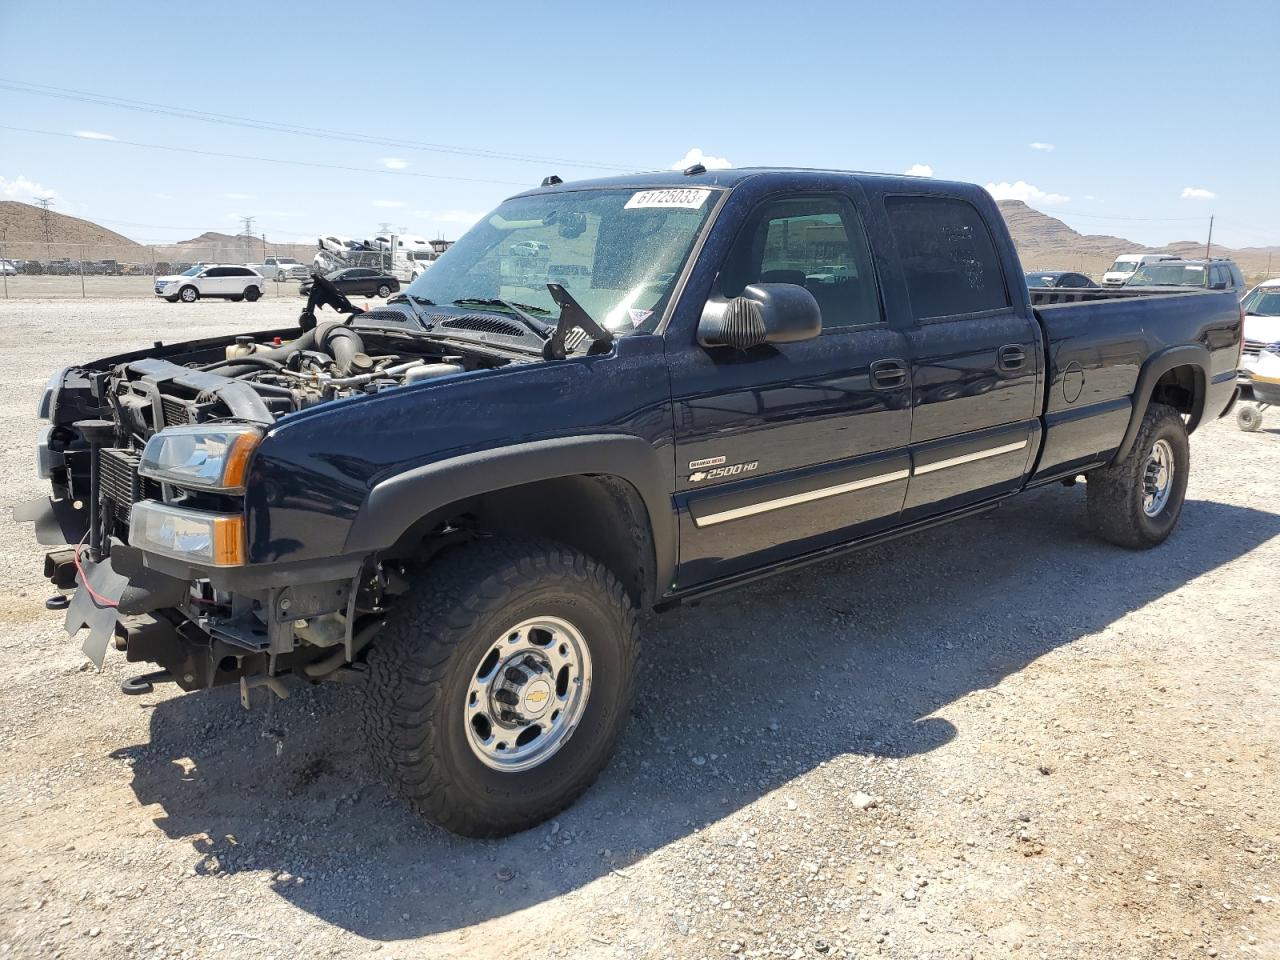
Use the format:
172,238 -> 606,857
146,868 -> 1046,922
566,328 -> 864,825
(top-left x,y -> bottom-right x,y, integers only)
72,533 -> 119,609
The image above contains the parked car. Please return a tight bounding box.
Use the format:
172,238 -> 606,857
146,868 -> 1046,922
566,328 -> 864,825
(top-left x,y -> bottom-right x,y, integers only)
253,257 -> 309,281
1102,253 -> 1179,287
22,167 -> 1241,839
1240,278 -> 1280,368
0,259 -> 16,276
299,267 -> 399,299
1025,271 -> 1098,289
154,264 -> 265,303
1125,258 -> 1247,295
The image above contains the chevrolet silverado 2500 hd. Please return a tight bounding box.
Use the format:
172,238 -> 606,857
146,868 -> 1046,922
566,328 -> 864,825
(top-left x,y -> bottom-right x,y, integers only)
18,167 -> 1242,837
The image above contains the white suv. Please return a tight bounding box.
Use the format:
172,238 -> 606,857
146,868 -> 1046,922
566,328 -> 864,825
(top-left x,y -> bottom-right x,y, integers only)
155,265 -> 266,303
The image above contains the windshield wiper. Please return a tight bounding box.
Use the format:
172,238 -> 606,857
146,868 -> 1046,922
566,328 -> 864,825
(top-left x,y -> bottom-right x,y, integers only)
386,293 -> 435,325
452,298 -> 554,337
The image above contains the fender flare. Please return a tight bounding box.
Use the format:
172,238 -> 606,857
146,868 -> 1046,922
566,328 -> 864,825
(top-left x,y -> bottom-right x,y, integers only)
342,434 -> 676,598
1114,344 -> 1208,462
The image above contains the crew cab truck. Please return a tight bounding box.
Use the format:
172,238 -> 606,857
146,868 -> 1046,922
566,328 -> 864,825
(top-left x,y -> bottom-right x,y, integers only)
18,168 -> 1242,838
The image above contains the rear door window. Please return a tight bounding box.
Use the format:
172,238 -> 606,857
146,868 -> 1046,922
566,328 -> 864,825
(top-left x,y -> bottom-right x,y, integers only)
884,196 -> 1010,320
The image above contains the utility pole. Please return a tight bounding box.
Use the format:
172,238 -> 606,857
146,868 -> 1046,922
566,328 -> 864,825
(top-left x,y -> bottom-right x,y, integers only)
1204,215 -> 1214,260
239,215 -> 255,264
35,196 -> 55,259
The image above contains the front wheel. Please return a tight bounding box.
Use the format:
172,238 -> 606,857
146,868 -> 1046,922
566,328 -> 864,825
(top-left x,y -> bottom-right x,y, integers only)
1086,402 -> 1189,548
178,285 -> 199,303
363,538 -> 638,837
376,283 -> 392,298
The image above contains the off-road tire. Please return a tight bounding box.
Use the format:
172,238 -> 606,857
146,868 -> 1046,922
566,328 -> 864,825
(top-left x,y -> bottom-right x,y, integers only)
363,538 -> 639,837
244,285 -> 261,302
1087,402 -> 1189,548
1236,404 -> 1262,432
376,283 -> 391,298
179,285 -> 198,303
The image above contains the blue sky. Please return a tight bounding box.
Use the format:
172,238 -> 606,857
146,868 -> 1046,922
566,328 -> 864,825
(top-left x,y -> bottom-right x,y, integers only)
1,0 -> 1277,249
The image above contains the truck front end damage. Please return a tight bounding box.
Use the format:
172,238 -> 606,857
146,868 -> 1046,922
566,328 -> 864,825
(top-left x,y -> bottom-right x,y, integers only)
14,292 -> 501,700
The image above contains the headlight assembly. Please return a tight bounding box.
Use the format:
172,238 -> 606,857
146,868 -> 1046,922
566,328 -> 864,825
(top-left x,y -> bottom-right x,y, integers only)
129,501 -> 246,566
37,367 -> 66,420
138,424 -> 262,492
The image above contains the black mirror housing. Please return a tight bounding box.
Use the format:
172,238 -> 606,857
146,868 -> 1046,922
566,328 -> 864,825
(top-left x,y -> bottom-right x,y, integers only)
698,283 -> 822,350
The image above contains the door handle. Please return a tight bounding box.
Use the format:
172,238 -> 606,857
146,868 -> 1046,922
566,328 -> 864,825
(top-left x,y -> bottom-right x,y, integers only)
870,358 -> 908,391
998,345 -> 1027,371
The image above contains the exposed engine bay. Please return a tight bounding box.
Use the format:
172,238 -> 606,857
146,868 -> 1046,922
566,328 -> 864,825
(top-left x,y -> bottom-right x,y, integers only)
108,320 -> 499,436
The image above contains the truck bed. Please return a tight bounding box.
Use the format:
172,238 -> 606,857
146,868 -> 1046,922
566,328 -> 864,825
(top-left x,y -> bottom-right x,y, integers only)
1029,288 -> 1242,485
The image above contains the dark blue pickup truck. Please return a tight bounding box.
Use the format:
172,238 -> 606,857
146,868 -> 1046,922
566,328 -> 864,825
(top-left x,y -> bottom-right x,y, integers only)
20,167 -> 1242,836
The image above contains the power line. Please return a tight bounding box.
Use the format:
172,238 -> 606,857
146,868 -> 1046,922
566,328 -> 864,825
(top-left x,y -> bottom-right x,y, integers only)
0,77 -> 634,173
0,125 -> 538,188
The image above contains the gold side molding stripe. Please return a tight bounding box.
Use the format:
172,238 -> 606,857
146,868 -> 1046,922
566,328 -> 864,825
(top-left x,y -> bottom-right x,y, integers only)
693,469 -> 910,527
911,439 -> 1027,475
690,438 -> 1029,527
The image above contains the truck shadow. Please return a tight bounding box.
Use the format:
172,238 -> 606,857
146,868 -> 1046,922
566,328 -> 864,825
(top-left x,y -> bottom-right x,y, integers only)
112,487 -> 1280,938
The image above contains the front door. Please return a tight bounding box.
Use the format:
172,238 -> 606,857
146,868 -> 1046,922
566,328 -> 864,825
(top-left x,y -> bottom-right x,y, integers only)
882,194 -> 1042,519
668,191 -> 913,588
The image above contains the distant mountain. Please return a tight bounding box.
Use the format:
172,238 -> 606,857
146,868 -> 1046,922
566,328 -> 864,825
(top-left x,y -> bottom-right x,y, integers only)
178,231 -> 241,245
0,200 -> 141,253
997,200 -> 1279,280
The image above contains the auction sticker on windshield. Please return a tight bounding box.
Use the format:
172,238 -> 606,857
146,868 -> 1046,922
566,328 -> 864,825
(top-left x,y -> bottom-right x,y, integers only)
625,189 -> 711,210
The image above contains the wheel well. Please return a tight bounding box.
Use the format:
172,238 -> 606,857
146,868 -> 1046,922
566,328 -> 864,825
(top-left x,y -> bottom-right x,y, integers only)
386,474 -> 658,607
1150,364 -> 1205,432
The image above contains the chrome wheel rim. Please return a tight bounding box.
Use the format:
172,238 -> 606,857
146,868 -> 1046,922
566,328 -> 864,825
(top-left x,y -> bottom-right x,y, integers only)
463,616 -> 592,772
1142,438 -> 1175,517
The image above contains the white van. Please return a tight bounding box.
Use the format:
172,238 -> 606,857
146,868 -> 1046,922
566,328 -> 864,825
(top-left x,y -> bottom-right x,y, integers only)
1102,253 -> 1178,287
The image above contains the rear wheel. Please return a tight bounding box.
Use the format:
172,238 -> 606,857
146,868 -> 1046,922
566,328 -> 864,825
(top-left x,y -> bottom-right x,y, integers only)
178,285 -> 198,303
244,285 -> 261,302
1087,402 -> 1189,548
363,538 -> 639,837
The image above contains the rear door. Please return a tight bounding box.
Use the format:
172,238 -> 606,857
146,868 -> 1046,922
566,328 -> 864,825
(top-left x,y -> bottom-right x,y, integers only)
669,187 -> 912,587
200,267 -> 234,296
882,194 -> 1042,519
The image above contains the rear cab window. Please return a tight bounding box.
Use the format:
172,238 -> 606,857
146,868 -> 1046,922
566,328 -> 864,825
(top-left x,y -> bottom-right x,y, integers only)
884,196 -> 1010,320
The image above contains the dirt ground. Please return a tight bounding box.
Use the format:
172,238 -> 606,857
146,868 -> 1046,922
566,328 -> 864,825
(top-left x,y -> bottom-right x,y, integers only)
0,297 -> 1277,960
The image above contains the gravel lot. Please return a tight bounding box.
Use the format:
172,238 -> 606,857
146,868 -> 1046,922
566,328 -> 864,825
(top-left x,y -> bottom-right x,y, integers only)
1,297 -> 1277,960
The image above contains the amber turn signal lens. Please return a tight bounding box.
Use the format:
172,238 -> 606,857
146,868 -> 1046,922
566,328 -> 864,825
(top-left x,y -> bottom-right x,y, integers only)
211,515 -> 246,566
221,432 -> 261,491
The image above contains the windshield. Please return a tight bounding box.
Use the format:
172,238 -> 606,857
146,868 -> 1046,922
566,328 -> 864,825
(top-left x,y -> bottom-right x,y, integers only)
1242,287 -> 1280,316
1129,263 -> 1205,286
1107,259 -> 1140,274
180,265 -> 203,277
403,187 -> 721,333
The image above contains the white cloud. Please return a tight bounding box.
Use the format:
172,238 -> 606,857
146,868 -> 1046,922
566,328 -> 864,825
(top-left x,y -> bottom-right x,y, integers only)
1029,142 -> 1055,152
904,163 -> 934,177
74,130 -> 116,141
381,157 -> 410,170
224,192 -> 255,200
670,147 -> 731,171
985,180 -> 1070,206
151,192 -> 175,200
1180,186 -> 1215,200
1083,194 -> 1097,201
373,199 -> 406,208
0,174 -> 59,203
